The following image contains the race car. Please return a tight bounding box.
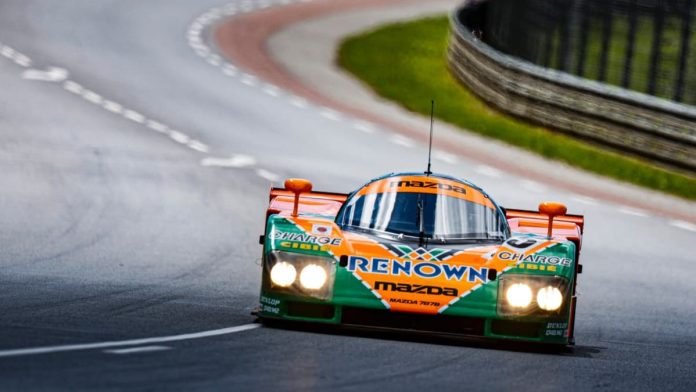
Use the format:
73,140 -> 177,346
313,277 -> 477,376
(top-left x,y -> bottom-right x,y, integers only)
256,172 -> 584,346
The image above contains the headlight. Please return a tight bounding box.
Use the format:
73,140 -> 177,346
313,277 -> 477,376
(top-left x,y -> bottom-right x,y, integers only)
498,274 -> 568,316
536,286 -> 563,311
270,261 -> 296,287
265,251 -> 335,300
300,264 -> 328,289
505,283 -> 533,308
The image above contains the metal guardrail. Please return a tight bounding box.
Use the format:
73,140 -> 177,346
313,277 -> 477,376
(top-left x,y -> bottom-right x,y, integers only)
447,0 -> 696,173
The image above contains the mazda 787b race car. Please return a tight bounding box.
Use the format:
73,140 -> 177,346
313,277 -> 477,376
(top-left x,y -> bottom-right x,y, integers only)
256,172 -> 584,346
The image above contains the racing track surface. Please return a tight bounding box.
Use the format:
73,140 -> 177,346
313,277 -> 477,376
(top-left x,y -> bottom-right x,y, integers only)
0,0 -> 694,390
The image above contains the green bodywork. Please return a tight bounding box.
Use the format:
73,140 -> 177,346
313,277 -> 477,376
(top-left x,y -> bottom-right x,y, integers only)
258,215 -> 577,345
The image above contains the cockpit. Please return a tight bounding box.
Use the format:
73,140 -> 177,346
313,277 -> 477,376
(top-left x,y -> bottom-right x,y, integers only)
336,174 -> 509,244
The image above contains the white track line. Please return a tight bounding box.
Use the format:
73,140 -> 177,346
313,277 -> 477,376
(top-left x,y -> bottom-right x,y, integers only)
263,84 -> 281,97
256,168 -> 280,182
13,54 -> 32,67
201,155 -> 256,168
390,135 -> 415,148
60,76 -> 207,154
103,100 -> 124,114
223,67 -> 238,77
0,39 -> 210,155
475,165 -> 502,178
81,90 -> 103,104
0,44 -> 32,67
62,80 -> 83,94
618,207 -> 649,218
433,150 -> 458,164
168,130 -> 191,144
104,345 -> 172,355
240,74 -> 257,86
353,121 -> 376,134
289,96 -> 308,109
0,324 -> 260,358
185,0 -> 376,132
571,195 -> 598,206
0,45 -> 15,58
320,108 -> 341,121
187,140 -> 210,153
123,110 -> 146,124
669,220 -> 696,232
146,120 -> 168,133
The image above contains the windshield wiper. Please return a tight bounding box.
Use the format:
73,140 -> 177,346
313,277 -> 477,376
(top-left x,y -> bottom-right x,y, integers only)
417,194 -> 427,248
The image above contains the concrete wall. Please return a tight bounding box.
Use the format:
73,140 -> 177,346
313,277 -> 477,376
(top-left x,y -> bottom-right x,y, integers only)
447,1 -> 696,173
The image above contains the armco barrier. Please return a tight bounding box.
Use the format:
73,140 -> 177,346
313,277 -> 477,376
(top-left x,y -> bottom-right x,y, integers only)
447,0 -> 696,173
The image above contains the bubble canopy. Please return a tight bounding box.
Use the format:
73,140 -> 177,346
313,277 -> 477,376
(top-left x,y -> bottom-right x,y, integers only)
336,174 -> 509,244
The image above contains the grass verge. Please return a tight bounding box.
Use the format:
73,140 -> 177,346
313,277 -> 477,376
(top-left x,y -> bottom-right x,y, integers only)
337,16 -> 696,200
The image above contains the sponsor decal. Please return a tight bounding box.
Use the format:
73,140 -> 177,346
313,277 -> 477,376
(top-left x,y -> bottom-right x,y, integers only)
375,281 -> 458,297
390,298 -> 418,305
545,322 -> 568,337
389,298 -> 441,307
497,251 -> 571,266
311,223 -> 333,236
389,180 -> 467,194
260,296 -> 280,306
347,256 -> 488,284
279,241 -> 330,252
518,263 -> 558,272
262,305 -> 280,314
260,296 -> 281,314
276,231 -> 342,246
506,237 -> 541,249
382,244 -> 458,262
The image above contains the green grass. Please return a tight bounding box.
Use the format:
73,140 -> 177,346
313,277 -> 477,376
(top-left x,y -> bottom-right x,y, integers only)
337,16 -> 696,200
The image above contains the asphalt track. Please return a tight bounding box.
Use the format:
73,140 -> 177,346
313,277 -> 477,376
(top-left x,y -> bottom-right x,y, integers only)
0,0 -> 694,390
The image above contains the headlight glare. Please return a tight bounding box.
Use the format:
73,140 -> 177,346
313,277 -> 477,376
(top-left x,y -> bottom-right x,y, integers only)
505,283 -> 533,308
299,264 -> 328,290
265,251 -> 335,300
498,274 -> 569,316
270,261 -> 296,287
536,286 -> 563,311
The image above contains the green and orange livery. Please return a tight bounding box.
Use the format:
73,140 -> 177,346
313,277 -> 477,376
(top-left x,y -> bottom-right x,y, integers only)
258,173 -> 583,346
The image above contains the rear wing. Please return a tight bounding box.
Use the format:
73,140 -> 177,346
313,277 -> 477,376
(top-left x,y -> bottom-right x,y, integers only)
267,187 -> 348,219
505,208 -> 584,250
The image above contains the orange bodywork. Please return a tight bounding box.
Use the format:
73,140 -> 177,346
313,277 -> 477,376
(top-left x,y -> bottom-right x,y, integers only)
267,188 -> 584,250
356,176 -> 495,209
267,188 -> 347,218
265,185 -> 585,316
506,208 -> 584,251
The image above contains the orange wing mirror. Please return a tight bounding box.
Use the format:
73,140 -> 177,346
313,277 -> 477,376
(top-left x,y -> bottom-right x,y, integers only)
538,201 -> 567,238
284,178 -> 313,217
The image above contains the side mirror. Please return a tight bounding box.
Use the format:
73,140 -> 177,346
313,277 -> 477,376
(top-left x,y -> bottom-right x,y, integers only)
538,201 -> 567,238
284,178 -> 313,217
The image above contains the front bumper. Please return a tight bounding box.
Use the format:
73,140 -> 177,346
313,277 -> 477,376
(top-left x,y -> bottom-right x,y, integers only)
258,292 -> 573,345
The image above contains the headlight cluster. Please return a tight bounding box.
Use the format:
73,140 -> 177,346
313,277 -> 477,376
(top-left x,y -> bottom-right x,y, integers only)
270,262 -> 297,287
266,251 -> 335,300
498,275 -> 568,316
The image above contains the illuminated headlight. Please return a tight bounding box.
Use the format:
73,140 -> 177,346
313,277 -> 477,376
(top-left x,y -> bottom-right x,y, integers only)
498,275 -> 568,316
265,251 -> 335,300
299,264 -> 328,290
505,283 -> 533,308
270,262 -> 296,287
537,286 -> 563,311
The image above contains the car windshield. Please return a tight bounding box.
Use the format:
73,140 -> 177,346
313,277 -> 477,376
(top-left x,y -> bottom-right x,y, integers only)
338,189 -> 507,243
